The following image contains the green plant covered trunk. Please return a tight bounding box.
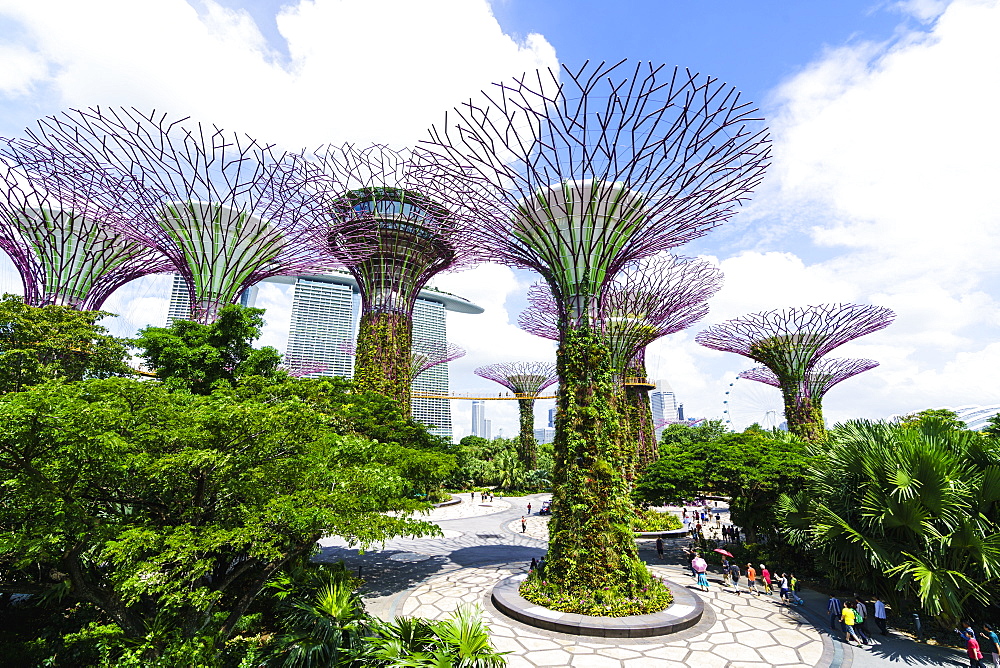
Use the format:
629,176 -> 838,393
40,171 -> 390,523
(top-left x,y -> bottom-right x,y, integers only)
781,386 -> 825,443
517,397 -> 538,470
545,327 -> 647,595
627,384 -> 656,473
354,311 -> 413,413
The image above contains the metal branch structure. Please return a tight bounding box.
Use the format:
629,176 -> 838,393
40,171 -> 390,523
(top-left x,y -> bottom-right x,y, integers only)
26,107 -> 335,323
739,357 -> 879,400
417,60 -> 769,600
0,138 -> 171,309
475,361 -> 559,469
299,144 -> 480,411
410,339 -> 465,383
697,304 -> 894,441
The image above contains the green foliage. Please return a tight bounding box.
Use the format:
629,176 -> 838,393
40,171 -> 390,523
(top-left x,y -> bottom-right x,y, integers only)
898,408 -> 967,431
778,418 -> 1000,624
546,327 -> 647,598
0,377 -> 442,657
133,303 -> 282,394
446,437 -> 552,492
635,425 -> 810,540
364,604 -> 508,667
0,294 -> 132,394
519,568 -> 672,616
516,398 -> 538,470
630,508 -> 683,532
354,311 -> 413,411
984,412 -> 1000,438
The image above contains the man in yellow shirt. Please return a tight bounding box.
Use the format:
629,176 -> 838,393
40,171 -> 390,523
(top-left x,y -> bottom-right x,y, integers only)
842,602 -> 863,645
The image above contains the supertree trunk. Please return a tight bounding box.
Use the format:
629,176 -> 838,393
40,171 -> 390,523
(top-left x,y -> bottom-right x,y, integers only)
517,398 -> 538,470
782,386 -> 826,443
547,327 -> 645,595
354,311 -> 413,411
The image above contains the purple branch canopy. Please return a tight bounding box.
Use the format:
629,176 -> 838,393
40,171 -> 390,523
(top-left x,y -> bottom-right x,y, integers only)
738,357 -> 879,400
474,361 -> 559,396
25,107 -> 335,322
417,60 -> 769,326
297,144 -> 481,317
696,303 -> 895,385
519,254 -> 723,371
0,138 -> 172,309
341,337 -> 465,382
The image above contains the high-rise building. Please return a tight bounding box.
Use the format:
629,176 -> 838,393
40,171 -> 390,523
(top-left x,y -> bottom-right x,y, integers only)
650,381 -> 679,424
165,268 -> 482,441
534,427 -> 556,444
484,419 -> 492,440
165,273 -> 258,325
471,400 -> 487,438
548,407 -> 557,428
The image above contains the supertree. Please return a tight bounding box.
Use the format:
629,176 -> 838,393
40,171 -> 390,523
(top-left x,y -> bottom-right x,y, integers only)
738,357 -> 879,425
418,59 -> 770,601
26,107 -> 336,323
697,304 -> 894,442
0,138 -> 171,309
297,144 -> 479,411
522,255 -> 722,471
474,361 -> 559,469
409,339 -> 466,384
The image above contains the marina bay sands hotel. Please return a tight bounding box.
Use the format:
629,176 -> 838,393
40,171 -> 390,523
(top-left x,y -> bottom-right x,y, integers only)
167,270 -> 483,441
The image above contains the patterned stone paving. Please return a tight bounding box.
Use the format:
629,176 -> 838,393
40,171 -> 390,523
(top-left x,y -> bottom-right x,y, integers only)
396,494 -> 512,521
398,564 -> 824,667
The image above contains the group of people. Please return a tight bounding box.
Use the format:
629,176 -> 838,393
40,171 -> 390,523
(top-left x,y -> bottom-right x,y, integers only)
720,525 -> 742,542
470,491 -> 495,502
827,594 -> 888,647
956,622 -> 1000,668
718,557 -> 802,604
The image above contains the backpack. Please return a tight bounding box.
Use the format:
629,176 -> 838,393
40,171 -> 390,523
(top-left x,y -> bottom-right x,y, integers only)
854,607 -> 864,623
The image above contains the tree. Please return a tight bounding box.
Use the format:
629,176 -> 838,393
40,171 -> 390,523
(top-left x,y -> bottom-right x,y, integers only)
898,408 -> 967,431
132,303 -> 283,394
0,377 -> 444,660
778,418 -> 1000,625
0,294 -> 131,394
636,425 -> 810,541
984,412 -> 1000,438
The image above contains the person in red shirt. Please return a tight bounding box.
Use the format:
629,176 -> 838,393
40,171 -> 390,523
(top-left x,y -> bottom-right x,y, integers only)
760,564 -> 773,595
967,635 -> 987,668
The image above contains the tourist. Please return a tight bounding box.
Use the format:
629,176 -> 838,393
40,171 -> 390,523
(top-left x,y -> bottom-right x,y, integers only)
521,516 -> 526,533
828,595 -> 844,631
692,553 -> 709,591
715,513 -> 721,528
842,602 -> 863,646
746,563 -> 759,596
980,624 -> 1000,668
873,597 -> 888,635
760,564 -> 773,594
529,557 -> 537,571
537,556 -> 546,574
854,598 -> 872,644
967,633 -> 987,668
656,536 -> 664,560
722,557 -> 731,586
729,562 -> 741,595
527,502 -> 532,514
778,573 -> 790,603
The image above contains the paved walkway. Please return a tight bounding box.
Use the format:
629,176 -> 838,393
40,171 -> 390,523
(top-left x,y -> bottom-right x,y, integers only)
316,493 -> 966,667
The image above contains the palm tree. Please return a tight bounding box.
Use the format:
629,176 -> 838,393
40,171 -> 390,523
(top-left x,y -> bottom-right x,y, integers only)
366,604 -> 507,667
778,418 -> 1000,625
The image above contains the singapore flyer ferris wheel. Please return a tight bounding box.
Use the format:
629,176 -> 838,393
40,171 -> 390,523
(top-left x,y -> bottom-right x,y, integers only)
722,376 -> 786,432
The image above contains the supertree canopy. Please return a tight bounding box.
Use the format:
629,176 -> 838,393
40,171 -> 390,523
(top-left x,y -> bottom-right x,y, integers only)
0,139 -> 170,309
475,361 -> 559,470
26,107 -> 334,323
300,144 -> 479,410
417,59 -> 770,604
697,304 -> 894,442
409,339 -> 465,383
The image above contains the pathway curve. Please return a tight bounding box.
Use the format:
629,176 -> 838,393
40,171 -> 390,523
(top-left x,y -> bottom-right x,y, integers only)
315,492 -> 966,667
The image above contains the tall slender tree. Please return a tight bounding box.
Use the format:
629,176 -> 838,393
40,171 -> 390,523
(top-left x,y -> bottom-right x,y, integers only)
419,60 -> 769,603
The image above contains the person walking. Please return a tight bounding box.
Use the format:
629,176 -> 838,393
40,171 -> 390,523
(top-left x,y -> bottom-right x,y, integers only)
842,602 -> 863,646
656,536 -> 664,560
746,563 -> 759,596
721,557 -> 731,586
760,564 -> 773,595
967,634 -> 987,668
520,516 -> 526,533
828,595 -> 844,632
729,562 -> 742,595
854,598 -> 872,644
778,573 -> 790,603
980,625 -> 1000,668
692,554 -> 710,592
527,502 -> 532,514
874,597 -> 888,635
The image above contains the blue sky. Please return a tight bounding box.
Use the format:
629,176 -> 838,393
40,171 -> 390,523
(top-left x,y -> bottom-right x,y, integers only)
1,0 -> 998,439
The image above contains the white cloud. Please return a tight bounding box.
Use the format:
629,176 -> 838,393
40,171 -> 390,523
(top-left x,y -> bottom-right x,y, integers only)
0,44 -> 46,96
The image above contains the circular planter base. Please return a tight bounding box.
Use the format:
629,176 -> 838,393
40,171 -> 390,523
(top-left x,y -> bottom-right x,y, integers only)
491,575 -> 703,638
